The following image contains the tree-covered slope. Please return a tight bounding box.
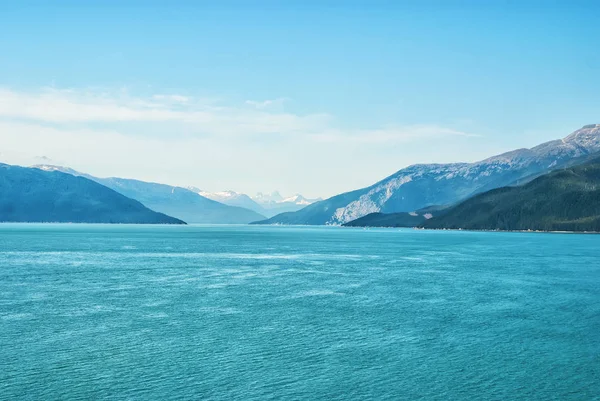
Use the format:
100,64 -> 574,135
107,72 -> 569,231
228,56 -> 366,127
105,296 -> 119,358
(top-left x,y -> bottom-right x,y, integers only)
342,205 -> 446,228
0,164 -> 185,224
424,158 -> 600,232
342,212 -> 426,228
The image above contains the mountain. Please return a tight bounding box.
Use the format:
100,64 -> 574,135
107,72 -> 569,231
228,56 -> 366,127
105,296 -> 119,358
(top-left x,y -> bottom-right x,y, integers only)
183,189 -> 322,218
251,191 -> 323,216
423,156 -> 600,232
342,205 -> 445,228
342,212 -> 426,228
187,188 -> 267,215
280,194 -> 320,206
253,191 -> 285,204
34,167 -> 266,224
0,163 -> 184,224
254,124 -> 600,225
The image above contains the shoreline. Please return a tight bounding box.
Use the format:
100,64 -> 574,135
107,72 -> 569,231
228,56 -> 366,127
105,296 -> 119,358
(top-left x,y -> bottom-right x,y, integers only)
251,223 -> 600,234
352,226 -> 600,234
1,222 -> 598,234
414,227 -> 600,235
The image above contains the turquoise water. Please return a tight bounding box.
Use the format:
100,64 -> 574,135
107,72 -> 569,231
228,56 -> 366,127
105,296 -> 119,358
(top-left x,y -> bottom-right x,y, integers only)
0,225 -> 599,400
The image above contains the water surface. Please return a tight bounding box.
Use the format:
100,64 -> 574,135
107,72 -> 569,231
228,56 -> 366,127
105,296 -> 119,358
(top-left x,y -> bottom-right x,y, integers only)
1,225 -> 599,400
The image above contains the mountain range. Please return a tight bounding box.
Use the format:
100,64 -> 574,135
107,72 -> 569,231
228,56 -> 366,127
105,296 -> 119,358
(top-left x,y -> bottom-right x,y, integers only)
4,123 -> 599,228
254,124 -> 600,225
0,164 -> 184,224
34,166 -> 266,224
189,189 -> 322,217
422,156 -> 600,232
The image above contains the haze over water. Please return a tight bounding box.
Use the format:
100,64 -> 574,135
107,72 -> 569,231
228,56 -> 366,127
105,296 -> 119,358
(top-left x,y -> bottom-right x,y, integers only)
1,225 -> 599,400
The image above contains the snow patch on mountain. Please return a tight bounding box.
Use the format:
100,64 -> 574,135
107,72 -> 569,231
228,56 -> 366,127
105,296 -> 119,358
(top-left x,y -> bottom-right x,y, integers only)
281,194 -> 321,205
33,164 -> 81,176
187,188 -> 322,216
329,175 -> 413,224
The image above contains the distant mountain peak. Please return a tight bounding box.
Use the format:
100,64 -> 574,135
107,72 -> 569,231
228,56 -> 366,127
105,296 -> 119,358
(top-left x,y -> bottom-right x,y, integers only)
252,191 -> 284,203
280,194 -> 323,205
252,191 -> 321,206
32,164 -> 80,176
186,185 -> 202,193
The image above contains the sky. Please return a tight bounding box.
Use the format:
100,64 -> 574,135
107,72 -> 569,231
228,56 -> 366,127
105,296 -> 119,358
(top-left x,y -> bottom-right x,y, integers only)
0,0 -> 599,198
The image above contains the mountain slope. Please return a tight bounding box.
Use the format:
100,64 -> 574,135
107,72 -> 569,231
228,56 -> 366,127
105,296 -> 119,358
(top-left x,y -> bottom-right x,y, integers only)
254,124 -> 600,225
188,188 -> 267,215
35,167 -> 266,224
190,189 -> 322,217
423,157 -> 600,232
251,191 -> 322,216
342,205 -> 446,228
0,164 -> 184,224
342,212 -> 426,228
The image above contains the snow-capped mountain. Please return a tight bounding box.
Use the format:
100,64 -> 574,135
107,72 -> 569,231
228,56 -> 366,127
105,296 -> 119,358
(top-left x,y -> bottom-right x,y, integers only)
280,194 -> 322,206
252,191 -> 285,204
255,124 -> 600,225
251,191 -> 322,215
35,165 -> 80,176
187,187 -> 267,215
252,191 -> 321,207
189,189 -> 322,217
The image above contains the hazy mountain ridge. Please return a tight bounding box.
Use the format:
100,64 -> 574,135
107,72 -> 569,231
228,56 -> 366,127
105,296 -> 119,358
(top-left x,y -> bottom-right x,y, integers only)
192,189 -> 322,217
34,166 -> 266,224
186,187 -> 267,215
0,163 -> 184,224
254,124 -> 600,225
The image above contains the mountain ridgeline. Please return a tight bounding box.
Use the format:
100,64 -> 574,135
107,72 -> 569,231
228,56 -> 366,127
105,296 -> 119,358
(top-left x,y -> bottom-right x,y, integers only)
190,189 -> 322,218
188,188 -> 267,215
35,167 -> 266,224
422,157 -> 600,232
0,164 -> 184,224
253,124 -> 600,225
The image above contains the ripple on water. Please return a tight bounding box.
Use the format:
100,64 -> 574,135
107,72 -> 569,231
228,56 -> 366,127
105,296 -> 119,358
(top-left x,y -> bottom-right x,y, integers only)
0,225 -> 598,400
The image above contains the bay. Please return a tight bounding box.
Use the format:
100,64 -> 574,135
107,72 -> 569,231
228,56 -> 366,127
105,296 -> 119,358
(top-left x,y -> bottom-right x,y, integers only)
1,224 -> 599,400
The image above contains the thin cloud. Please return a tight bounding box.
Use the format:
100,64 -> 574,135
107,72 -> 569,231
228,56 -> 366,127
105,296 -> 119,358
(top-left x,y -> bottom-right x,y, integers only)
0,88 -> 475,144
245,98 -> 288,109
152,94 -> 190,103
0,88 -> 325,136
310,125 -> 479,144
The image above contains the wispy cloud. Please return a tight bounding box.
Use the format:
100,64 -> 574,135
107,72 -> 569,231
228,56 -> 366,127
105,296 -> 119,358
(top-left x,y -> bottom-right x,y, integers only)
245,98 -> 288,109
0,87 -> 476,142
311,125 -> 479,144
152,94 -> 190,103
0,88 -> 326,135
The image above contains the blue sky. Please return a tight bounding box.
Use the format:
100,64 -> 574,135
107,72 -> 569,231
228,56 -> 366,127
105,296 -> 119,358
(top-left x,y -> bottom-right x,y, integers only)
0,0 -> 598,197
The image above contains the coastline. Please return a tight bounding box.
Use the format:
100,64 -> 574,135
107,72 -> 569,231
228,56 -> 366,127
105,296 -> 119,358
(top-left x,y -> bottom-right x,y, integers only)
249,223 -> 600,234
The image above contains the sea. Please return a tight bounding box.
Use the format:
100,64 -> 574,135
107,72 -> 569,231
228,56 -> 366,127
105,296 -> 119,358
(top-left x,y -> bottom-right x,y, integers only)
1,224 -> 599,400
